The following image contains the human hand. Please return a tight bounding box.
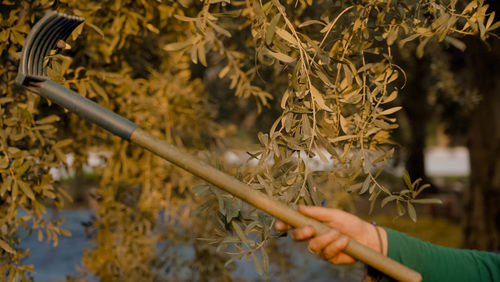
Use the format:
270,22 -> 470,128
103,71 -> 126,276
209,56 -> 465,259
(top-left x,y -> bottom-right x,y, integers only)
275,205 -> 387,264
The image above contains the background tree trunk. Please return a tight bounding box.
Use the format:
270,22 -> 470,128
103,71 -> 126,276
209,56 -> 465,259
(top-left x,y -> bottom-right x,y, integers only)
395,49 -> 435,187
462,1 -> 500,249
400,56 -> 430,183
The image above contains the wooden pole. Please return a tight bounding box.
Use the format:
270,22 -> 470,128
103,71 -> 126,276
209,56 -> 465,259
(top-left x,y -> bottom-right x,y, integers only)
130,128 -> 422,282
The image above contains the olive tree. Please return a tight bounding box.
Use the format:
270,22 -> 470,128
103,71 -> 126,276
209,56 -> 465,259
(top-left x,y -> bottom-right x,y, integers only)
0,0 -> 496,280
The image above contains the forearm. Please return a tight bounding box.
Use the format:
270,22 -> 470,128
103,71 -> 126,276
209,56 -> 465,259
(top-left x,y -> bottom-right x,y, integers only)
381,228 -> 500,282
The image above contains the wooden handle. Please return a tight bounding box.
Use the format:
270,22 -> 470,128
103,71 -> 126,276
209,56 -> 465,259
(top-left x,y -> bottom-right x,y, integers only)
130,128 -> 422,282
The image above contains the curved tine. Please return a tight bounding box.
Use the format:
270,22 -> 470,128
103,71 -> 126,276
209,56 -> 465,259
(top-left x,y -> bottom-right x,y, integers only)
41,19 -> 83,77
32,17 -> 70,77
18,11 -> 57,80
26,14 -> 59,77
17,11 -> 83,85
36,18 -> 71,76
31,13 -> 83,77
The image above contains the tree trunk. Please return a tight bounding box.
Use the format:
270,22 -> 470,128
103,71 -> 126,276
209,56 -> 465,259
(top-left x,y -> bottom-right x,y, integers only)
397,51 -> 432,185
401,67 -> 428,183
462,8 -> 500,249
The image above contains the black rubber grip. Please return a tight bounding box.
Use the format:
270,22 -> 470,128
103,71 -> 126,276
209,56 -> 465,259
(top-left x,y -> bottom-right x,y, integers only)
39,80 -> 137,140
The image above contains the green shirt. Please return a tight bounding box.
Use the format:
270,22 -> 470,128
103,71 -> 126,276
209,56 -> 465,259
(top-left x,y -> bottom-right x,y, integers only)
382,228 -> 500,282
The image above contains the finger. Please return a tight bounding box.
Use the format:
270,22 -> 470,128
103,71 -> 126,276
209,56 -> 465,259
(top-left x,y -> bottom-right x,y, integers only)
298,205 -> 364,235
329,252 -> 356,264
321,235 -> 350,263
308,229 -> 341,254
275,221 -> 293,231
298,205 -> 347,222
291,225 -> 315,241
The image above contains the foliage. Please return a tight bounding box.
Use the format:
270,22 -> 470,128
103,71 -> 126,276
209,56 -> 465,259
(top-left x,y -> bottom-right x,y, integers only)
166,0 -> 496,273
0,0 -> 497,281
1,0 -> 230,280
0,1 -> 74,280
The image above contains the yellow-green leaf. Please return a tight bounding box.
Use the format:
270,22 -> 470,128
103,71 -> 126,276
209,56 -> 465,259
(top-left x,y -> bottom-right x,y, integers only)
163,40 -> 192,51
411,198 -> 443,205
231,221 -> 250,247
339,115 -> 349,134
444,36 -> 466,52
0,155 -> 9,169
267,49 -> 295,63
382,91 -> 398,104
218,65 -> 230,78
251,252 -> 263,275
275,27 -> 298,46
197,42 -> 207,67
403,171 -> 412,189
0,239 -> 15,254
328,135 -> 356,143
266,14 -> 281,45
387,27 -> 398,45
18,180 -> 35,200
0,177 -> 12,197
54,139 -> 73,148
35,115 -> 60,125
310,86 -> 333,112
416,37 -> 430,58
488,21 -> 500,32
174,14 -> 198,22
378,106 -> 402,116
208,21 -> 231,37
407,202 -> 417,222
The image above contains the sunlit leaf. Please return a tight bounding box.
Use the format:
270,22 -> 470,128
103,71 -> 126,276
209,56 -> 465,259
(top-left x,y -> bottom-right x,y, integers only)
407,202 -> 417,222
267,49 -> 295,63
378,106 -> 402,116
310,86 -> 333,112
0,239 -> 15,254
275,27 -> 298,46
381,195 -> 399,208
163,40 -> 192,51
17,180 -> 35,200
403,172 -> 412,190
411,198 -> 443,205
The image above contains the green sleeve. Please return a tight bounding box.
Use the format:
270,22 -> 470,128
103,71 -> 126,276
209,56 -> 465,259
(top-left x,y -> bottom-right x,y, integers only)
381,228 -> 500,282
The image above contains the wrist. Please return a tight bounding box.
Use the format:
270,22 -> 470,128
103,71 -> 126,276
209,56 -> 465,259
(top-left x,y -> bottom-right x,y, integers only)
360,222 -> 388,281
375,226 -> 388,255
364,222 -> 388,256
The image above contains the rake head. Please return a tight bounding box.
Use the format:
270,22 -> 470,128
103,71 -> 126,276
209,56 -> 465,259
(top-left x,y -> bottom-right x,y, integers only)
16,11 -> 84,86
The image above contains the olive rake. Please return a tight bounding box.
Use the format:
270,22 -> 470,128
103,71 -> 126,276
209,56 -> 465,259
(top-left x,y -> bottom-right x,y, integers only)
16,11 -> 421,282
